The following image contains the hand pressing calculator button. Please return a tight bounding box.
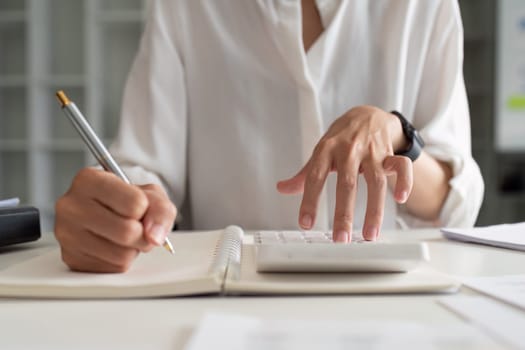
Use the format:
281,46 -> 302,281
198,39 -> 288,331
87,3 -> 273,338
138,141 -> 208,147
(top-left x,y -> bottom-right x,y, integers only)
254,231 -> 429,273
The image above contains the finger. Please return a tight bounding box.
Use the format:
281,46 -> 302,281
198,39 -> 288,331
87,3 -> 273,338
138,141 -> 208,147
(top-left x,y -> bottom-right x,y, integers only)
140,184 -> 177,246
73,168 -> 149,220
59,196 -> 150,251
362,164 -> 387,241
276,162 -> 309,195
59,228 -> 140,269
332,156 -> 360,243
61,247 -> 136,273
383,155 -> 413,203
298,155 -> 331,230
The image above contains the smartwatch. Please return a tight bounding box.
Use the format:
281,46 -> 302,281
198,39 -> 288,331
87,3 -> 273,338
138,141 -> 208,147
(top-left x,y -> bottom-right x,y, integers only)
391,110 -> 425,161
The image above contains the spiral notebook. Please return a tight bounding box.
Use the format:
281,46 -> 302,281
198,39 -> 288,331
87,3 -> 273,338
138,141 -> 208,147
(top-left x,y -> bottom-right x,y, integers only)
0,226 -> 459,299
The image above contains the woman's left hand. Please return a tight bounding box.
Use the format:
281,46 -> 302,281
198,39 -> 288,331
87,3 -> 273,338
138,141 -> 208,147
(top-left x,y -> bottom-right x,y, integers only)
277,105 -> 413,242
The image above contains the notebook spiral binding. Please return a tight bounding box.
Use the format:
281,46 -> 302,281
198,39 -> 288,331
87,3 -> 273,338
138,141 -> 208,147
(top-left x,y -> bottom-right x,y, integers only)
210,225 -> 244,283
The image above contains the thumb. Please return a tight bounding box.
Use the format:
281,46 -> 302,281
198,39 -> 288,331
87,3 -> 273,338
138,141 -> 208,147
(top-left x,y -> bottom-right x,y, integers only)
383,155 -> 413,203
139,184 -> 178,246
276,163 -> 309,194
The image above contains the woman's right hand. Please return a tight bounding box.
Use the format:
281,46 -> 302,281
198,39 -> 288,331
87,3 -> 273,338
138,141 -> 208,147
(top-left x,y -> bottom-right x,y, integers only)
54,167 -> 177,273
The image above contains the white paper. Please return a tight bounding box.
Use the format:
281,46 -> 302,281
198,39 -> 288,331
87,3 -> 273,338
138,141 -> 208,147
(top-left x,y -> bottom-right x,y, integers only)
441,222 -> 525,251
463,274 -> 525,311
0,197 -> 20,208
440,295 -> 525,350
184,313 -> 504,350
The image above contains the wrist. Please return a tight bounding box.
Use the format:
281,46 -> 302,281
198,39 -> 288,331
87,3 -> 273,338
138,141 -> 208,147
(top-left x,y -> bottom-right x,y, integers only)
388,112 -> 408,153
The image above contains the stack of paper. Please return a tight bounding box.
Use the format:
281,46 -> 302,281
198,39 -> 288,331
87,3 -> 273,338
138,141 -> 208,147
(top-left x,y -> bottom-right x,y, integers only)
441,222 -> 525,251
0,197 -> 20,209
440,275 -> 525,349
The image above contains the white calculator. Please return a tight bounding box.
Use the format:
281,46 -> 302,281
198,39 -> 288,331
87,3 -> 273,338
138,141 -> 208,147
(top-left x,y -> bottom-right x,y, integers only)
254,231 -> 429,273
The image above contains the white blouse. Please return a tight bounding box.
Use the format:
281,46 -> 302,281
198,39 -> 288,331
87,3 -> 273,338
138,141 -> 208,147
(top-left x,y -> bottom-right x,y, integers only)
110,0 -> 484,231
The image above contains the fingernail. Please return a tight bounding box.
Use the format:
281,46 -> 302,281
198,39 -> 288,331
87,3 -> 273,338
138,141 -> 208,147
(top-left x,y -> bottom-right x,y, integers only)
365,226 -> 378,241
334,230 -> 349,243
300,214 -> 312,229
399,191 -> 408,203
149,224 -> 166,245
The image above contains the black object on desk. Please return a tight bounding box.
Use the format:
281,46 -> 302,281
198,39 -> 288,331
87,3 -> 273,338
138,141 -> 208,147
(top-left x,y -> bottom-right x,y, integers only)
0,206 -> 41,247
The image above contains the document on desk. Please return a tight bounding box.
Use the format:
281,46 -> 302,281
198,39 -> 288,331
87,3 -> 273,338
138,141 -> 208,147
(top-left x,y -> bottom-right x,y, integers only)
0,226 -> 459,299
462,274 -> 525,311
184,313 -> 505,350
440,296 -> 525,350
441,222 -> 525,251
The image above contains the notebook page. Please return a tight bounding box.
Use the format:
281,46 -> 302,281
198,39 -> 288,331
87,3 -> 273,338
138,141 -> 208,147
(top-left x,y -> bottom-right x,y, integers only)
225,244 -> 460,294
0,230 -> 224,298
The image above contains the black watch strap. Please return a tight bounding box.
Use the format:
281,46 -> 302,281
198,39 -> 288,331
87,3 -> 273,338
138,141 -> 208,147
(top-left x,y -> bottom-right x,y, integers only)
391,110 -> 425,161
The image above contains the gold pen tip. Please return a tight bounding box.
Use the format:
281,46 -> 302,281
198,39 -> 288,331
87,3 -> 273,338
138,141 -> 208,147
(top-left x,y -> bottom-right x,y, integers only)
163,239 -> 175,255
56,90 -> 70,107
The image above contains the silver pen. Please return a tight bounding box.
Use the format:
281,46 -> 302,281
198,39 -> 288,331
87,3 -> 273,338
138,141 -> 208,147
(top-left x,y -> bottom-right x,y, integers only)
56,90 -> 175,254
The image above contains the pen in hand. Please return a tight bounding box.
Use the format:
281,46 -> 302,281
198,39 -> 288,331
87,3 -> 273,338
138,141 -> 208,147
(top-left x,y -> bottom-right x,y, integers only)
55,90 -> 175,255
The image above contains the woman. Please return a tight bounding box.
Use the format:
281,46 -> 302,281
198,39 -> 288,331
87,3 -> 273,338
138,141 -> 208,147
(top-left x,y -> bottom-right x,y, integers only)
55,0 -> 483,272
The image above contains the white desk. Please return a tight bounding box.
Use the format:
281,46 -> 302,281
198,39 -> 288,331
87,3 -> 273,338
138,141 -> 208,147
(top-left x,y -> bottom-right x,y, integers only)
0,229 -> 524,350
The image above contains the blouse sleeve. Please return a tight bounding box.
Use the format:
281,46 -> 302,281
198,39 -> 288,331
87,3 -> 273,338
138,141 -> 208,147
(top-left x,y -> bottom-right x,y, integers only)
399,0 -> 484,228
109,0 -> 187,208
